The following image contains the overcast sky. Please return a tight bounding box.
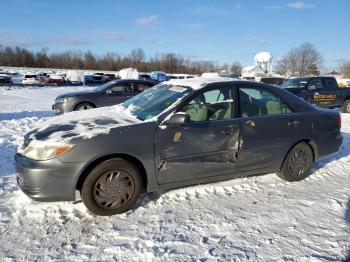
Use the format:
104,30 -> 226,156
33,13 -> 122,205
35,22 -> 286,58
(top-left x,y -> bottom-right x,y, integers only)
0,0 -> 349,70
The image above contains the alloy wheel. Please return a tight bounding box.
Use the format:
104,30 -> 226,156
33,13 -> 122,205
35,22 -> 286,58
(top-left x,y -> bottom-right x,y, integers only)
93,171 -> 135,209
77,104 -> 92,110
288,149 -> 310,177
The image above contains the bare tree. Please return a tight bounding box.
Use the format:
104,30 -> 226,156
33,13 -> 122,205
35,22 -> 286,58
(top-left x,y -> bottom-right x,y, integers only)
295,42 -> 322,77
35,47 -> 50,68
340,61 -> 350,78
288,49 -> 298,76
275,56 -> 289,77
84,51 -> 97,70
230,62 -> 242,74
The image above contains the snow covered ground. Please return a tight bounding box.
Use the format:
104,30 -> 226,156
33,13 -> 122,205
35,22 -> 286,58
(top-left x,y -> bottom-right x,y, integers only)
0,85 -> 349,261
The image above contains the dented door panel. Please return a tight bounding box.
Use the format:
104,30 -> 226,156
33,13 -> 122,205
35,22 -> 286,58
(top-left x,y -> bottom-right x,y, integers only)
155,120 -> 240,184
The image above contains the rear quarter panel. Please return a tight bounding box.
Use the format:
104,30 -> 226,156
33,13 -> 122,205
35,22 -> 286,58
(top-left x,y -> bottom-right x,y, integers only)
305,109 -> 342,159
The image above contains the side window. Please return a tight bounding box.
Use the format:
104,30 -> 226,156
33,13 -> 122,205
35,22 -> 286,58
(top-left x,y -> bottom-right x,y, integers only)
180,87 -> 234,122
110,85 -> 124,92
324,78 -> 336,89
110,83 -> 133,93
239,87 -> 292,117
136,83 -> 150,92
308,79 -> 324,90
124,83 -> 134,92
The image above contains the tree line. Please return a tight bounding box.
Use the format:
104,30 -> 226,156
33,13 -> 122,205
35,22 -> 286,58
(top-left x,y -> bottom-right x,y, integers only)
0,46 -> 242,75
1,43 -> 347,77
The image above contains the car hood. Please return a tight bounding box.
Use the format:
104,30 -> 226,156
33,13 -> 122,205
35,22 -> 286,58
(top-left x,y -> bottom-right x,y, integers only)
55,90 -> 98,100
23,105 -> 143,145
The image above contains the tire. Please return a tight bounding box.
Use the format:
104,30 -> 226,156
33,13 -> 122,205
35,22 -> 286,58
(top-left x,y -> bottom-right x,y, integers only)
75,102 -> 95,111
81,158 -> 143,216
341,99 -> 350,113
278,142 -> 314,182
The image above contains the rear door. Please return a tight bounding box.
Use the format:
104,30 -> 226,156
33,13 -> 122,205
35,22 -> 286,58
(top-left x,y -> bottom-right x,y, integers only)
237,83 -> 300,173
155,83 -> 240,185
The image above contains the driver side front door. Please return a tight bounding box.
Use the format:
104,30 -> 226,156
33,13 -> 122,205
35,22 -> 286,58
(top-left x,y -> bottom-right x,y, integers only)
154,84 -> 240,185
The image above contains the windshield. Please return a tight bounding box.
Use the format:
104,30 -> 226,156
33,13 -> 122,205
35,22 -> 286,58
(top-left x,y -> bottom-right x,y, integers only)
122,84 -> 192,120
280,78 -> 308,89
93,80 -> 118,92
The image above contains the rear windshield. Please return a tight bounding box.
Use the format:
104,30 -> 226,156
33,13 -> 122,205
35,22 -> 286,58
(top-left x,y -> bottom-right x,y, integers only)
24,75 -> 38,78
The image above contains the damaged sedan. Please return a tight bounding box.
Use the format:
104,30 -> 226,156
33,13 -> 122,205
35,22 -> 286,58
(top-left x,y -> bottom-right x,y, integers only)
15,78 -> 343,215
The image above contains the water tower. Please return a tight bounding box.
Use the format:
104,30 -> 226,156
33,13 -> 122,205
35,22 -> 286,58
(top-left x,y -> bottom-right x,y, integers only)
254,52 -> 273,74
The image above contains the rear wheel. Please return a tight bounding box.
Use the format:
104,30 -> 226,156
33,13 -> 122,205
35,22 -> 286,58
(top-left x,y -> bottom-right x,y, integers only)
75,102 -> 95,111
278,142 -> 314,182
341,99 -> 350,113
81,158 -> 143,216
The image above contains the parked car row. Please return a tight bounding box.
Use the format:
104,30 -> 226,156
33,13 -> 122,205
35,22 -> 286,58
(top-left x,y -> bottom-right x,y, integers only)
84,73 -> 118,84
0,72 -> 12,84
16,77 -> 343,216
19,72 -> 67,86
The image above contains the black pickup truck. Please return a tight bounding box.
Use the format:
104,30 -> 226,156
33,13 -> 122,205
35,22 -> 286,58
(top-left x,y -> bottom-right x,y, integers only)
281,77 -> 350,113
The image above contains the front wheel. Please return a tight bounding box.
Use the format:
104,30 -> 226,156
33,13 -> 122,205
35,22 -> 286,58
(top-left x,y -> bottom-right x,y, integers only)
278,142 -> 314,182
341,100 -> 350,113
75,102 -> 95,111
81,158 -> 143,216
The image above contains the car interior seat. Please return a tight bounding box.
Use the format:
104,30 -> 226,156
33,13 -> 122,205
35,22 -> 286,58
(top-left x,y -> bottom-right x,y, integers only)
210,103 -> 232,120
185,94 -> 208,122
241,95 -> 261,117
266,101 -> 282,115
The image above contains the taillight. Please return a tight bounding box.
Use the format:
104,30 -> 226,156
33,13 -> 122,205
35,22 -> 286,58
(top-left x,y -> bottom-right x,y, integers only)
338,112 -> 342,129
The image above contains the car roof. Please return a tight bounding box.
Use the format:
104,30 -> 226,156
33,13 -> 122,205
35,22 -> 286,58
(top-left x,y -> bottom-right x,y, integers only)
114,79 -> 156,84
164,77 -> 235,90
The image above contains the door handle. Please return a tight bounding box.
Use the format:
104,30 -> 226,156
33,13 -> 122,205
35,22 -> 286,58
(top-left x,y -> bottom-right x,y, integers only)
245,120 -> 256,127
288,120 -> 300,126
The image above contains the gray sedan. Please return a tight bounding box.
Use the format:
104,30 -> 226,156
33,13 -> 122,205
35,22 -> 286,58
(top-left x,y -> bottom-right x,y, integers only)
52,79 -> 156,114
16,78 -> 343,216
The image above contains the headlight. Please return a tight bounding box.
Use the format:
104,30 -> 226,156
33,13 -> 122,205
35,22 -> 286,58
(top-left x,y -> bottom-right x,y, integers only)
55,97 -> 71,103
20,141 -> 75,161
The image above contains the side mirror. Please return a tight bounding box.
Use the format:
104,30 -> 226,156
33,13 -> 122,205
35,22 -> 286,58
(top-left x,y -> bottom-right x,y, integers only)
106,89 -> 112,95
308,85 -> 316,91
165,112 -> 190,125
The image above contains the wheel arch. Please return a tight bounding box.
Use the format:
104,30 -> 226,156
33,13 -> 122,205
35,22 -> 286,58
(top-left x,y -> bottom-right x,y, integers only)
279,139 -> 318,171
73,101 -> 96,110
343,95 -> 350,103
75,153 -> 148,192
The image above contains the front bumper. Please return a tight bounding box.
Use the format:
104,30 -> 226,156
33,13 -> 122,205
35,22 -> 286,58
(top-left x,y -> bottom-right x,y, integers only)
52,101 -> 74,115
15,153 -> 86,202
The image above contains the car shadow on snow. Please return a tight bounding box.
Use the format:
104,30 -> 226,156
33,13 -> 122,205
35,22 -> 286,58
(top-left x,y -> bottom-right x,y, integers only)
313,131 -> 350,171
130,132 -> 350,212
345,199 -> 350,261
0,111 -> 54,121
